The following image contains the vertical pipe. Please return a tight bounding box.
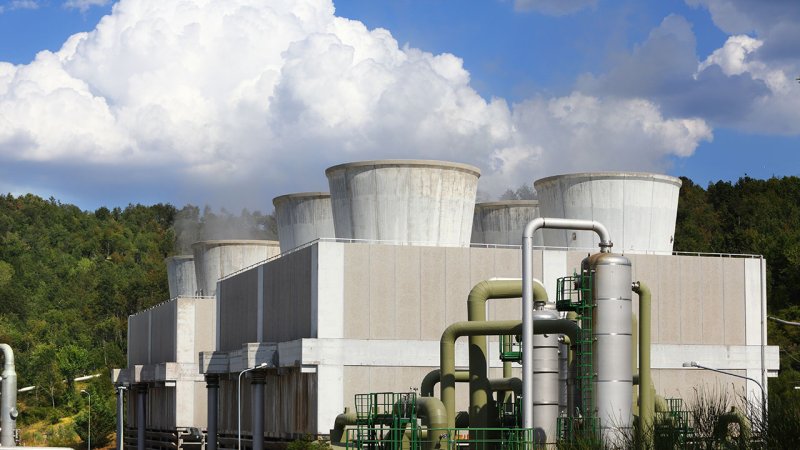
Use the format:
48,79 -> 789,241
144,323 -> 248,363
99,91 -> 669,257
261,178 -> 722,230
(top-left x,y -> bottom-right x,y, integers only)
136,385 -> 146,450
116,387 -> 125,450
0,344 -> 17,447
632,282 -> 653,445
206,375 -> 219,450
251,371 -> 266,450
521,234 -> 534,431
522,217 -> 612,433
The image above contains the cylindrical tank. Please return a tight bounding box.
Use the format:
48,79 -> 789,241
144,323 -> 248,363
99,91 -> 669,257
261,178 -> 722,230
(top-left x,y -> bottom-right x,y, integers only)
326,160 -> 480,246
532,308 -> 560,444
583,252 -> 632,446
191,240 -> 281,296
534,172 -> 682,254
471,201 -> 542,246
272,192 -> 335,253
165,255 -> 197,298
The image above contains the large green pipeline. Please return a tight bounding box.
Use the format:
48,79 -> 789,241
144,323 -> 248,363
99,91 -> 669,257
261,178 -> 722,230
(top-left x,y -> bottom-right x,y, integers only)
466,279 -> 547,429
417,397 -> 448,450
632,281 -> 653,445
632,314 -> 639,417
420,369 -> 522,398
440,319 -> 579,428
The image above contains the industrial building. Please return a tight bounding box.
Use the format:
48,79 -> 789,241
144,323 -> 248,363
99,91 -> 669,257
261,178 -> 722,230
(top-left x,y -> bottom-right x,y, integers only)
113,161 -> 779,449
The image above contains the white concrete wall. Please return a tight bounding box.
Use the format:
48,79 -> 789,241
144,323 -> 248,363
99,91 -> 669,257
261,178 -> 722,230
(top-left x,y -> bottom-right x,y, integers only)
192,240 -> 281,296
203,242 -> 775,439
471,200 -> 542,246
326,160 -> 480,246
273,193 -> 335,253
165,255 -> 197,298
534,172 -> 682,254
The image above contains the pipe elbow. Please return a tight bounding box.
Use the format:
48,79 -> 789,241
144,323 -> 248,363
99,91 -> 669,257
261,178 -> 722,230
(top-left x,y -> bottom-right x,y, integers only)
523,217 -> 546,239
440,323 -> 460,346
420,369 -> 441,397
632,281 -> 651,297
331,409 -> 358,444
0,344 -> 14,367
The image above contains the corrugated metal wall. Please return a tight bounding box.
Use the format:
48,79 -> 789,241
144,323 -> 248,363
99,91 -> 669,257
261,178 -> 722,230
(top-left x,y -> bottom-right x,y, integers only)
263,247 -> 312,342
218,369 -> 317,438
218,268 -> 260,352
150,301 -> 177,364
218,246 -> 314,350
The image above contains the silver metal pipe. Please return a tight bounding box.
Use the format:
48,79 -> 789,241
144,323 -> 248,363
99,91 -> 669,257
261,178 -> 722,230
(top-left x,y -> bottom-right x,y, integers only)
522,218 -> 613,430
116,386 -> 126,450
0,344 -> 17,447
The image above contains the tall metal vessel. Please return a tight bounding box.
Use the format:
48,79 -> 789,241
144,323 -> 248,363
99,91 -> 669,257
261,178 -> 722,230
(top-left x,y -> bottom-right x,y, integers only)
326,160 -> 480,246
583,252 -> 633,445
534,172 -> 682,254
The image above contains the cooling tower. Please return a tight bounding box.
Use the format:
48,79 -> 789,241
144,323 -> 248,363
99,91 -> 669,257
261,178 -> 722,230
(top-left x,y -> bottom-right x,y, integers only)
534,172 -> 682,254
191,240 -> 281,296
471,200 -> 542,246
165,255 -> 197,298
326,160 -> 481,246
272,192 -> 335,253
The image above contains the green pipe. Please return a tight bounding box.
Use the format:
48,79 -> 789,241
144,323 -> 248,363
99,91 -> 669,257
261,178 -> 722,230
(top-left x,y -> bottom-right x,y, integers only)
632,314 -> 639,417
440,319 -> 579,428
632,281 -> 653,446
330,407 -> 357,446
417,397 -> 448,450
421,369 -> 469,397
420,369 -> 522,398
466,279 -> 547,430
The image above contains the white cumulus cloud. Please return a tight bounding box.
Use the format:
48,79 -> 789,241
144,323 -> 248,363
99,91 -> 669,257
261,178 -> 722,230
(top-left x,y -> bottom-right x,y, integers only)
0,0 -> 711,208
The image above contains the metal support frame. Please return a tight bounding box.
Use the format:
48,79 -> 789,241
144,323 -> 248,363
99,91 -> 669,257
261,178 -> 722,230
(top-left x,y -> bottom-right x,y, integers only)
206,375 -> 219,450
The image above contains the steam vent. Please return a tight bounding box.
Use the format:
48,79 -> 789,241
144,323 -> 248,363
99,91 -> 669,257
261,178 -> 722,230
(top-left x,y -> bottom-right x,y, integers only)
272,192 -> 335,253
326,160 -> 480,246
534,172 -> 682,254
165,255 -> 197,298
191,240 -> 281,296
471,200 -> 542,246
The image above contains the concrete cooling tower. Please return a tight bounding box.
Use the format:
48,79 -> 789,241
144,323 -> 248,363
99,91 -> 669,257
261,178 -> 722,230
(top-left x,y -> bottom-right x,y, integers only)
272,192 -> 335,253
165,255 -> 197,298
471,200 -> 542,246
326,160 -> 480,246
534,172 -> 682,254
192,240 -> 281,296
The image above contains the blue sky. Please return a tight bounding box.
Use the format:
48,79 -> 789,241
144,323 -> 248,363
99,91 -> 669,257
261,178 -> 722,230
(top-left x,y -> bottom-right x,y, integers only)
0,0 -> 797,211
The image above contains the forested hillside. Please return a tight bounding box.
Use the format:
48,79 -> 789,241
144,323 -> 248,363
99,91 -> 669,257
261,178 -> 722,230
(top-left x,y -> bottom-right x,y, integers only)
675,176 -> 800,396
0,176 -> 798,438
0,196 -> 275,441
